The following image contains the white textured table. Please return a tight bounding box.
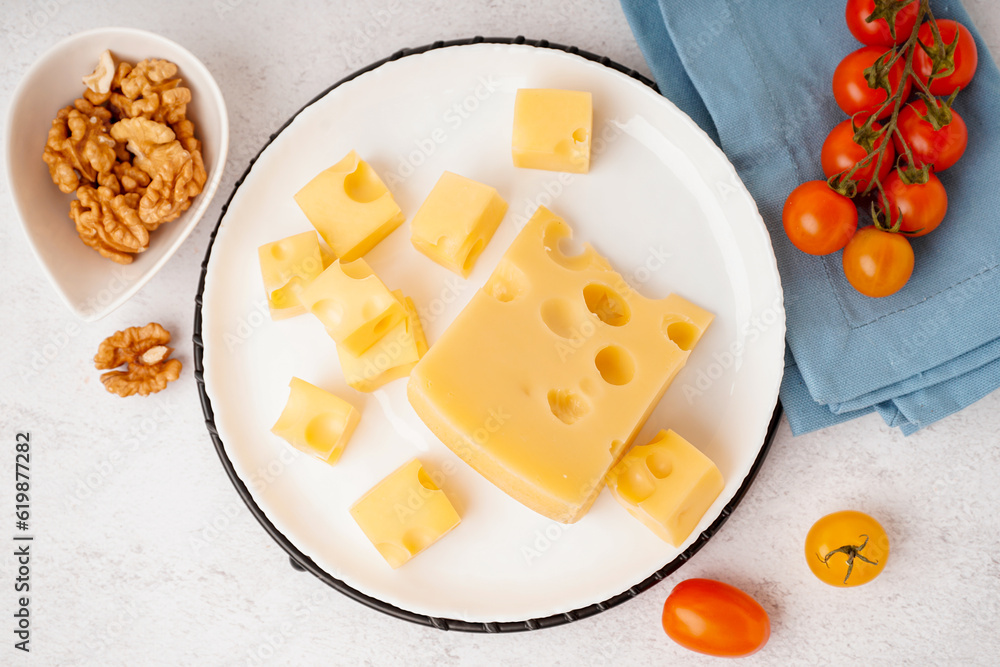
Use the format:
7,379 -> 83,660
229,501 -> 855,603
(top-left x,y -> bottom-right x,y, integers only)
2,1 -> 999,664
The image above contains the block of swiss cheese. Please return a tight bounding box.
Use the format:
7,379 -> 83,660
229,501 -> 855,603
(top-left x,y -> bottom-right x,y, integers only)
407,206 -> 713,523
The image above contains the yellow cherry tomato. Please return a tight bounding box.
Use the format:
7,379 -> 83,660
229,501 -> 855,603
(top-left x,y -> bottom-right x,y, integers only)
805,510 -> 889,587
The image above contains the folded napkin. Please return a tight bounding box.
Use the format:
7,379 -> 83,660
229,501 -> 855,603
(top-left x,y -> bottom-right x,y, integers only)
621,0 -> 1000,434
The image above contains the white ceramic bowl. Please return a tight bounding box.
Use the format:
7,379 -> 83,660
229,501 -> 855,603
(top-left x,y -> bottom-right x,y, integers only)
5,27 -> 229,321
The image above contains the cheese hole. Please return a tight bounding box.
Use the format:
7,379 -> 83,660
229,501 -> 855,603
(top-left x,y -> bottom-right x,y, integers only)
542,220 -> 596,271
270,276 -> 305,310
343,160 -> 384,203
645,451 -> 674,479
463,238 -> 486,273
375,542 -> 410,568
340,259 -> 371,280
572,127 -> 588,144
617,464 -> 656,504
372,315 -> 391,336
270,242 -> 289,260
595,345 -> 635,385
547,389 -> 589,425
485,260 -> 527,303
584,283 -> 630,326
417,467 -> 440,491
540,298 -> 581,339
664,319 -> 699,351
313,299 -> 343,327
304,412 -> 344,457
402,528 -> 437,556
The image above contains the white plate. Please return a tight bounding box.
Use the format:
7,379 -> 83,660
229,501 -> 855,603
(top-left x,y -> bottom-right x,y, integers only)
199,42 -> 784,624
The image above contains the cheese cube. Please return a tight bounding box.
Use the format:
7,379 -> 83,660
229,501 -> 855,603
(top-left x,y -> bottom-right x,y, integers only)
271,377 -> 360,464
337,291 -> 428,392
407,206 -> 713,523
350,459 -> 461,568
410,172 -> 508,278
606,430 -> 724,546
512,89 -> 592,174
300,258 -> 406,356
257,231 -> 325,319
294,150 -> 405,262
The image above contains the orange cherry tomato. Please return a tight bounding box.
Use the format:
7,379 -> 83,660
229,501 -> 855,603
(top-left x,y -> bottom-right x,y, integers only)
912,19 -> 978,95
821,119 -> 894,190
879,171 -> 948,237
842,226 -> 914,297
783,181 -> 858,255
833,46 -> 911,121
662,578 -> 770,658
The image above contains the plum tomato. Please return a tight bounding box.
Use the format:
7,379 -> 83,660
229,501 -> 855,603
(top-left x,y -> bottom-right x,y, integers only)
842,226 -> 914,297
913,19 -> 978,95
845,0 -> 919,46
833,46 -> 911,121
662,578 -> 770,658
783,181 -> 858,255
821,119 -> 894,190
894,99 -> 968,172
805,510 -> 890,587
880,170 -> 948,236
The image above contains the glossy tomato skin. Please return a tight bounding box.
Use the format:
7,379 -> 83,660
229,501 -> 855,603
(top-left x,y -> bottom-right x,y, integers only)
833,46 -> 911,121
821,119 -> 894,190
806,511 -> 890,587
880,171 -> 948,236
662,579 -> 770,658
845,0 -> 919,46
783,181 -> 858,255
842,227 -> 914,297
913,19 -> 978,95
894,100 -> 968,172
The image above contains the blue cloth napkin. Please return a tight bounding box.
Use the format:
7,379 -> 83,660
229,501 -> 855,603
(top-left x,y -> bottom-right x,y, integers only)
621,0 -> 1000,434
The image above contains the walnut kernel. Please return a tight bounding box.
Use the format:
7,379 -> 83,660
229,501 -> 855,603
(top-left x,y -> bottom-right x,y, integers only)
94,323 -> 182,397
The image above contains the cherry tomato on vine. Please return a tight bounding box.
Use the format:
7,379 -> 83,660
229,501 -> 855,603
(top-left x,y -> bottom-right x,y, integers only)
894,99 -> 968,172
845,0 -> 919,46
842,226 -> 914,297
662,579 -> 770,657
783,181 -> 858,255
805,511 -> 890,587
912,19 -> 978,95
833,46 -> 911,121
879,171 -> 948,236
821,119 -> 894,190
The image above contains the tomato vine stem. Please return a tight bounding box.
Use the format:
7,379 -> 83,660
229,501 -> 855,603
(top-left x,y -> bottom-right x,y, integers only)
832,0 -> 959,231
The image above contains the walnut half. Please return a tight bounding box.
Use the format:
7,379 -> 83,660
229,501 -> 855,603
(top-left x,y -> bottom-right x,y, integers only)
94,322 -> 182,397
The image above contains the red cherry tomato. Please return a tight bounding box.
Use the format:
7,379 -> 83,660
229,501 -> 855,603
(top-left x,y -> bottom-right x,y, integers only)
833,46 -> 911,120
821,120 -> 894,190
913,19 -> 978,95
842,227 -> 914,297
783,181 -> 858,255
662,579 -> 770,658
845,0 -> 919,46
879,171 -> 948,237
894,99 -> 968,172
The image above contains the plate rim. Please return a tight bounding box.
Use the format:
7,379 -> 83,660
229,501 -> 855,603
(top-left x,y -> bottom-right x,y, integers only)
192,35 -> 784,633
